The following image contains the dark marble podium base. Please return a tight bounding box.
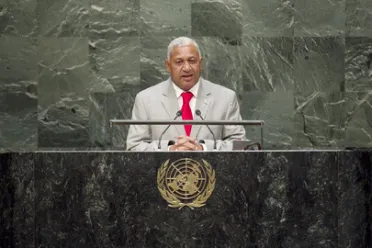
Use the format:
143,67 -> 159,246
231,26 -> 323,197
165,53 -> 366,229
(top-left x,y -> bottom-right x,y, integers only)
1,151 -> 371,248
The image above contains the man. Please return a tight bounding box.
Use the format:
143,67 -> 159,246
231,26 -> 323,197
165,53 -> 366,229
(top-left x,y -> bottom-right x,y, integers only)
126,37 -> 246,151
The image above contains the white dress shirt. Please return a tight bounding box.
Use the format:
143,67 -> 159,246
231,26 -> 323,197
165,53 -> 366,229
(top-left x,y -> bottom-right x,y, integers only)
172,78 -> 200,118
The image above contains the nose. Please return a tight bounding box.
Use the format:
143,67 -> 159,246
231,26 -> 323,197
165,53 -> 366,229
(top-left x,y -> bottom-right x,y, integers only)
182,62 -> 191,71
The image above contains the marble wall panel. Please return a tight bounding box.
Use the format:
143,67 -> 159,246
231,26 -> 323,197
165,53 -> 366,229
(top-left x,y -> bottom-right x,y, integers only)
38,94 -> 91,148
0,93 -> 37,150
0,36 -> 37,92
345,37 -> 372,91
0,0 -> 36,36
89,37 -> 140,92
294,92 -> 350,148
239,92 -> 295,149
294,91 -> 372,148
293,37 -> 345,92
346,0 -> 372,37
89,0 -> 140,38
36,0 -> 89,37
89,92 -> 136,149
141,0 -> 191,37
37,38 -> 91,148
241,37 -> 294,92
191,2 -> 242,44
294,0 -> 345,37
37,38 -> 90,107
343,92 -> 372,147
241,0 -> 294,37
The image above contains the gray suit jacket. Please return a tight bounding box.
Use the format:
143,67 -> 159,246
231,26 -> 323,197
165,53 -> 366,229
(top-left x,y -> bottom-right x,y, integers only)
126,77 -> 246,151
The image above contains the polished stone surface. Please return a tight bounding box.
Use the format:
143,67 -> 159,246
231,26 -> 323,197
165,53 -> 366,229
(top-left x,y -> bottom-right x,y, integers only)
241,37 -> 294,91
239,92 -> 295,149
0,36 -> 37,92
141,0 -> 190,36
241,0 -> 294,37
338,151 -> 372,247
345,37 -> 372,91
192,2 -> 242,44
294,0 -> 345,37
293,37 -> 345,92
346,0 -> 372,37
89,37 -> 140,92
0,0 -> 37,36
0,150 -> 371,247
37,38 -> 91,148
0,0 -> 371,150
89,92 -> 135,149
36,0 -> 89,37
89,0 -> 139,37
0,153 -> 34,247
294,92 -> 372,148
0,93 -> 37,150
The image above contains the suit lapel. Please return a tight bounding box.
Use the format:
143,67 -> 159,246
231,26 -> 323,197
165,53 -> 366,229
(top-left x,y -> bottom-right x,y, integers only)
190,79 -> 211,138
161,79 -> 183,135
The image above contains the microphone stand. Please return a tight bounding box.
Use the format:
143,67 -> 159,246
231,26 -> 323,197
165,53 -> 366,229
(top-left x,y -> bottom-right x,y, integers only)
195,109 -> 217,150
157,110 -> 182,150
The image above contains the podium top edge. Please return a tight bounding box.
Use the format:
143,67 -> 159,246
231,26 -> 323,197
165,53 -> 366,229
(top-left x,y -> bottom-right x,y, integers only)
109,120 -> 264,126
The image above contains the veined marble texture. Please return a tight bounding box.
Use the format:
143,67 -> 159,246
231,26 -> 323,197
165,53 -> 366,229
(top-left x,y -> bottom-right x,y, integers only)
1,151 -> 371,247
0,0 -> 371,150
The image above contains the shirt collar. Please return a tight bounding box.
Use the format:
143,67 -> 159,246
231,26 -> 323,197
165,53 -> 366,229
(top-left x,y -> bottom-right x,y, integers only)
172,77 -> 201,98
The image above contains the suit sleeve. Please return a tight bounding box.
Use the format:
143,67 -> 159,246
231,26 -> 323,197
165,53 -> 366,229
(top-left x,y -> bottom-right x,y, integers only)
222,92 -> 246,140
126,94 -> 158,151
202,92 -> 247,151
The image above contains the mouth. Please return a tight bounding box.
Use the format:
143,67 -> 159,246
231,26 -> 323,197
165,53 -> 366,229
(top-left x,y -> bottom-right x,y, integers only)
181,74 -> 193,82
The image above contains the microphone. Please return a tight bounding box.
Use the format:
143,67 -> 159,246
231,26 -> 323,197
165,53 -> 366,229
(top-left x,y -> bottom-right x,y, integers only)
195,109 -> 217,150
158,110 -> 182,150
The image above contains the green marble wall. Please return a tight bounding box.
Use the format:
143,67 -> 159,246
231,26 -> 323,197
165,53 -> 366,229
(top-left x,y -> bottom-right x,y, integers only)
0,0 -> 371,151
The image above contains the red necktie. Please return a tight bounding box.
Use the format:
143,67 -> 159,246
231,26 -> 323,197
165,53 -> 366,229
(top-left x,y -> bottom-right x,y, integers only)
181,92 -> 193,136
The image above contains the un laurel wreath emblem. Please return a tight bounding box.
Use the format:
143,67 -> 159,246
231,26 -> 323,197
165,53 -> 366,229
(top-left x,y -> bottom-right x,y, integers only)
157,158 -> 216,209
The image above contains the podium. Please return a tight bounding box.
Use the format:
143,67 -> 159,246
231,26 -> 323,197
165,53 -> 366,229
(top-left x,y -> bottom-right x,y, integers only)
110,119 -> 265,150
1,150 -> 371,247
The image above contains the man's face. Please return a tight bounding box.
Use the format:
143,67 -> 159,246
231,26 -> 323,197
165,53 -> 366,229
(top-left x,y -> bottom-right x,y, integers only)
165,44 -> 203,91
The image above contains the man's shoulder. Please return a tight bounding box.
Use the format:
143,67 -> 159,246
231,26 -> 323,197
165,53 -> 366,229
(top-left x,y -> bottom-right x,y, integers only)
136,79 -> 168,98
202,78 -> 236,96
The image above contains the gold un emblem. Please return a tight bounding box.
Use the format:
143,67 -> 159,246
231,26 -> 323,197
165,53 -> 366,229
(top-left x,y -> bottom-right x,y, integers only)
157,158 -> 216,209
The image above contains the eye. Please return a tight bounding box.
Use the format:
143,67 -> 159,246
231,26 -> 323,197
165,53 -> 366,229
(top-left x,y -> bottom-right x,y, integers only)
175,60 -> 183,65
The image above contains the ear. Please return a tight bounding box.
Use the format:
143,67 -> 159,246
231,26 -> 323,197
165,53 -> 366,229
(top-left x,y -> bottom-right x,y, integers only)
165,60 -> 171,73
